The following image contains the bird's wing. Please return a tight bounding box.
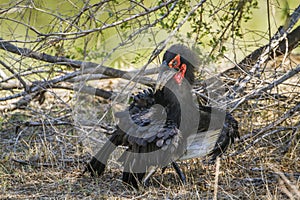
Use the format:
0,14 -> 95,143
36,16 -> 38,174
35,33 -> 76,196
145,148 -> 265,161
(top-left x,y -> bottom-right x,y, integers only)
180,106 -> 240,161
115,90 -> 186,173
115,88 -> 183,154
180,129 -> 220,160
117,107 -> 184,164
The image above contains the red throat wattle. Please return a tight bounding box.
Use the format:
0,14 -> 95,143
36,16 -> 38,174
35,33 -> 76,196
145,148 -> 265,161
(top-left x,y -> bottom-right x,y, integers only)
168,54 -> 187,84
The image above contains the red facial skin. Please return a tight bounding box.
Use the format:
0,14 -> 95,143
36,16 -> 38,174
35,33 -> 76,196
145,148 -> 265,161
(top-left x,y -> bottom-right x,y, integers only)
168,54 -> 186,84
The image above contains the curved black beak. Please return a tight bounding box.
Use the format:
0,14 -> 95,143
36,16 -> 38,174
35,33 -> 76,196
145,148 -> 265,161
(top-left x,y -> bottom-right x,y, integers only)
155,61 -> 177,91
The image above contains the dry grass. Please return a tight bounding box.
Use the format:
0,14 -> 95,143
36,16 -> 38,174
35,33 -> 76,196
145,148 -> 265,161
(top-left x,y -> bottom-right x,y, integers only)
0,56 -> 299,199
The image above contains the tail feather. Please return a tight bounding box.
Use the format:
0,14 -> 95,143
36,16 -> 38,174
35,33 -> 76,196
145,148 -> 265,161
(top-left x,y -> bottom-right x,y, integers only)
208,113 -> 240,161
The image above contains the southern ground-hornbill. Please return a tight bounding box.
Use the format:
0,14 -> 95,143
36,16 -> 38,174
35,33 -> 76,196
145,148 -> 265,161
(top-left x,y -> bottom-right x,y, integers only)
85,44 -> 239,189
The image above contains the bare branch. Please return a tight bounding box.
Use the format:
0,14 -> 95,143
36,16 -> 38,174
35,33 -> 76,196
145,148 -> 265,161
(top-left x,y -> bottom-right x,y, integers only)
228,28 -> 299,100
73,84 -> 114,99
230,103 -> 300,157
0,60 -> 28,91
224,25 -> 300,75
230,64 -> 300,110
222,4 -> 300,76
39,0 -> 177,38
0,37 -> 126,76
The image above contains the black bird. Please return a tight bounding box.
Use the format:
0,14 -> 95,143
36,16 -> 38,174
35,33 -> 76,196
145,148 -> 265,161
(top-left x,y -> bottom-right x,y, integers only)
85,44 -> 239,189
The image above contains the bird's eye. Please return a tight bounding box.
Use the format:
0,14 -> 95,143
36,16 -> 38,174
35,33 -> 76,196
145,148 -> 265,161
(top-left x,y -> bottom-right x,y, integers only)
168,54 -> 181,69
172,60 -> 178,67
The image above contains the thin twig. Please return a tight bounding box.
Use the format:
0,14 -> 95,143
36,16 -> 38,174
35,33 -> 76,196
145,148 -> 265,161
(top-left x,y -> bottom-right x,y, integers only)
230,64 -> 300,111
11,158 -> 55,167
0,60 -> 28,91
213,157 -> 220,200
38,0 -> 177,38
269,165 -> 300,199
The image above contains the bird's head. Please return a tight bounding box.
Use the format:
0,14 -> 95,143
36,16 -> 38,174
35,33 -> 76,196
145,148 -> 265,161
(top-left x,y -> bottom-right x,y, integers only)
155,44 -> 199,91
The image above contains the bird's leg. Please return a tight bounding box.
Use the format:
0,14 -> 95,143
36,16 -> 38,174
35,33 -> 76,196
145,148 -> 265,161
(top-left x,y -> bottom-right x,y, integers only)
161,165 -> 168,174
122,155 -> 146,190
84,156 -> 106,176
84,132 -> 122,177
172,162 -> 186,184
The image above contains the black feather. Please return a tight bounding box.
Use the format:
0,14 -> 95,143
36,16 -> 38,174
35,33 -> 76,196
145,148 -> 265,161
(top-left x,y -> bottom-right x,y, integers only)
85,44 -> 240,190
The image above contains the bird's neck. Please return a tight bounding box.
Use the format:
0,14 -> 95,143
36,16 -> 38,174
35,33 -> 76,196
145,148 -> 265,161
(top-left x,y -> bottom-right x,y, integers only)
158,80 -> 195,126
